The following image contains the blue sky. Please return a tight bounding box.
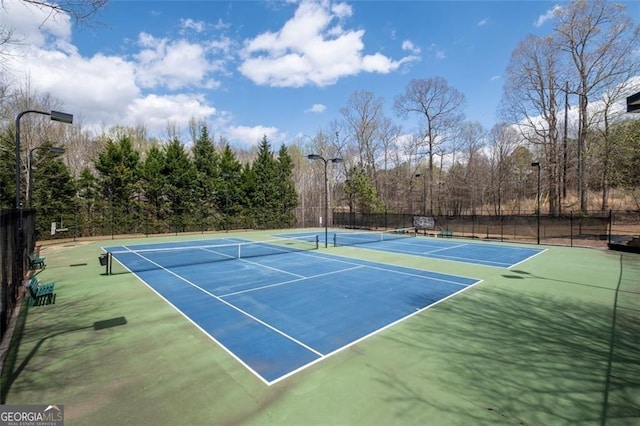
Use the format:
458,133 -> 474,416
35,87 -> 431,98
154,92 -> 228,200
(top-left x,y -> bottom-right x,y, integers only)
3,0 -> 639,147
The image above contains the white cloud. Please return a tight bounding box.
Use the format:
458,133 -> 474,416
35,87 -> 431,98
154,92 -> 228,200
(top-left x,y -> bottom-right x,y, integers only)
306,104 -> 326,113
134,33 -> 220,90
534,5 -> 562,27
127,94 -> 216,131
225,125 -> 285,146
2,1 -> 221,139
238,0 -> 416,87
181,18 -> 206,33
1,0 -> 72,48
478,18 -> 489,27
402,40 -> 421,55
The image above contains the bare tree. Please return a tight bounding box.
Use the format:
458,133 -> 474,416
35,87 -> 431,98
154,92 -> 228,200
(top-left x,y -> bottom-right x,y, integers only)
459,122 -> 486,214
375,115 -> 402,214
340,91 -> 384,181
1,0 -> 108,61
394,77 -> 465,214
488,124 -> 520,215
592,77 -> 640,210
553,0 -> 640,212
501,35 -> 563,215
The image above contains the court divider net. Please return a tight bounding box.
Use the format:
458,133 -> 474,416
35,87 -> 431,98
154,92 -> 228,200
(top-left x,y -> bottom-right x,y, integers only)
106,234 -> 319,275
333,227 -> 417,247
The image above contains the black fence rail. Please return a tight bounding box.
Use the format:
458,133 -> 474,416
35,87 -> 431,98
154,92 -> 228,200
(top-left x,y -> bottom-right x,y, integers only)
1,209 -> 36,342
333,211 -> 619,246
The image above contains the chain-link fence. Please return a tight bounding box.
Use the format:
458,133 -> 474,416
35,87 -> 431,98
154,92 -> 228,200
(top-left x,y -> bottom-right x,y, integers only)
1,208 -> 36,341
332,211 -> 623,247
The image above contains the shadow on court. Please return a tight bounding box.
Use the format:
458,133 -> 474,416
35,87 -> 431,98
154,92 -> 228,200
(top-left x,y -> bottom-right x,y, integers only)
0,296 -> 127,403
374,252 -> 640,425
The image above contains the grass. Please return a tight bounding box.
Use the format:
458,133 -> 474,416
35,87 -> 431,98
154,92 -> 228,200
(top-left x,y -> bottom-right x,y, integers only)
2,229 -> 639,425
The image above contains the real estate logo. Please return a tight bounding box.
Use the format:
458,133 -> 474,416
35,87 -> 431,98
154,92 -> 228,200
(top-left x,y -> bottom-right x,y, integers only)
0,404 -> 64,426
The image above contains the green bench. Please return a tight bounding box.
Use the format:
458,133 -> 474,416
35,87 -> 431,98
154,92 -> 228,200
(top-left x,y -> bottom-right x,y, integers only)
28,276 -> 56,306
28,252 -> 46,270
439,229 -> 453,238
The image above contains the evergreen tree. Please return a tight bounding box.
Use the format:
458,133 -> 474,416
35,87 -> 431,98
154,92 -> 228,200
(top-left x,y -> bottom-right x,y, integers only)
31,145 -> 76,239
139,144 -> 166,232
276,144 -> 299,227
251,136 -> 280,228
218,144 -> 243,230
94,135 -> 140,233
345,165 -> 384,214
192,126 -> 219,230
76,167 -> 99,236
241,162 -> 257,229
0,130 -> 14,209
162,137 -> 196,232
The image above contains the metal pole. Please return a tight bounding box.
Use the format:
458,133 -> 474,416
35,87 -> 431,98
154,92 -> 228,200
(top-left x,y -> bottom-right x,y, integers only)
537,165 -> 541,244
531,162 -> 541,244
417,173 -> 426,216
324,158 -> 328,248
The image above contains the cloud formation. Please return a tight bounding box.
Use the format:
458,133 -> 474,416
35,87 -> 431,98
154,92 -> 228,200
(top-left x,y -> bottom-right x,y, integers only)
534,5 -> 562,27
238,0 -> 417,87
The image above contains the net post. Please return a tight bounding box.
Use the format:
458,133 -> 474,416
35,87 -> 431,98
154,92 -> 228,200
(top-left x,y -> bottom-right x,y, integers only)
315,234 -> 319,249
108,252 -> 112,275
333,233 -> 337,247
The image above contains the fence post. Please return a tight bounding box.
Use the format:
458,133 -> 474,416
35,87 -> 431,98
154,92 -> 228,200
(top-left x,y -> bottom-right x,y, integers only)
608,209 -> 612,244
570,211 -> 573,247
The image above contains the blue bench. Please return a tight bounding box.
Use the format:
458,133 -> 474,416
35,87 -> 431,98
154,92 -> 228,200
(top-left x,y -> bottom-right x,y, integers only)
28,276 -> 56,306
439,229 -> 453,238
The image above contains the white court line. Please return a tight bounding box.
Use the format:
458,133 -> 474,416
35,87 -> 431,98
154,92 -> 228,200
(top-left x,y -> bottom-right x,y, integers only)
219,265 -> 365,298
114,246 -> 325,361
110,255 -> 275,385
112,243 -> 480,386
268,278 -> 485,386
295,251 -> 473,287
425,252 -> 511,267
509,248 -> 547,269
422,243 -> 469,254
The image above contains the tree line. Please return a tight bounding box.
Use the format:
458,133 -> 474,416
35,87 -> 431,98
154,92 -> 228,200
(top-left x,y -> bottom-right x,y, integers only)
1,0 -> 639,240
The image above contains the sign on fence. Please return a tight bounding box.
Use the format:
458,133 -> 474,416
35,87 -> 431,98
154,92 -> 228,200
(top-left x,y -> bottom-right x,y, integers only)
413,216 -> 436,230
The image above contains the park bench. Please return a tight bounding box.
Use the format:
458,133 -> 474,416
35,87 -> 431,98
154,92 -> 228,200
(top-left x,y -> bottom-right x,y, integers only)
439,229 -> 453,238
27,276 -> 56,306
28,252 -> 46,270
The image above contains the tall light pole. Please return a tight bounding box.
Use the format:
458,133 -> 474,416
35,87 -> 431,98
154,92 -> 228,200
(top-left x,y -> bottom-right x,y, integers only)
28,146 -> 65,207
415,173 -> 426,215
531,161 -> 541,244
15,110 -> 73,208
307,154 -> 342,247
15,109 -> 72,286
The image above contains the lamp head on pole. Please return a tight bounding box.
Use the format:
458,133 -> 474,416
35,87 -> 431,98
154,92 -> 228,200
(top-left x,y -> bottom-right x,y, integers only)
307,154 -> 322,160
330,158 -> 342,164
49,146 -> 66,155
531,161 -> 540,167
50,110 -> 73,124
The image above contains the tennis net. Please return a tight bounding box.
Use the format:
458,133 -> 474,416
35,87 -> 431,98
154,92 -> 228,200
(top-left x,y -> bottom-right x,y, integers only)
105,234 -> 319,274
333,227 -> 417,247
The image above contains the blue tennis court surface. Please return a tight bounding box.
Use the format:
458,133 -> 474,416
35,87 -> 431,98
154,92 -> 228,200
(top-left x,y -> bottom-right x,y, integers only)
322,231 -> 545,268
104,238 -> 480,385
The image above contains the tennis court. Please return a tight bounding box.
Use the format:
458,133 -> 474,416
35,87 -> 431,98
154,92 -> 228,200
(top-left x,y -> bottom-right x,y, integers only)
103,236 -> 480,384
286,229 -> 545,268
4,229 -> 638,425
